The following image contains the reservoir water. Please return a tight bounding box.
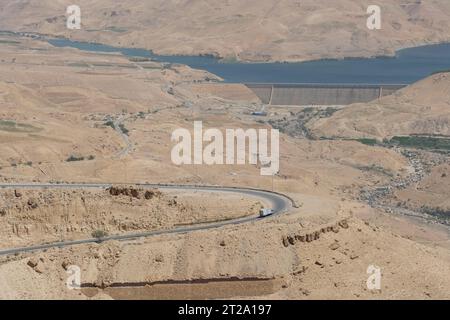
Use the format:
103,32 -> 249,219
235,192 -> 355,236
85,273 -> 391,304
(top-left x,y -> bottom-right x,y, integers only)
48,39 -> 450,84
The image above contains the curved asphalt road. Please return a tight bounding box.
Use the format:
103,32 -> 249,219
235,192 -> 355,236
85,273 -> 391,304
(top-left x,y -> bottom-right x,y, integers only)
0,183 -> 293,256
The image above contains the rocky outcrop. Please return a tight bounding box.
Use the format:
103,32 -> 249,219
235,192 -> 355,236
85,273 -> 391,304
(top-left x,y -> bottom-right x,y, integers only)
27,258 -> 38,268
107,186 -> 162,200
144,190 -> 161,200
27,257 -> 45,274
282,219 -> 349,248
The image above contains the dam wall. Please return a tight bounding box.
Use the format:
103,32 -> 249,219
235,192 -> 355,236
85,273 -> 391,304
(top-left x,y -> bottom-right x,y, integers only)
245,83 -> 406,106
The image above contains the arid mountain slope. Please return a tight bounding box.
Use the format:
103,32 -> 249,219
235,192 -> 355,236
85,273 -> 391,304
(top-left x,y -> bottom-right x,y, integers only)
0,81 -> 125,168
0,33 -> 449,300
0,0 -> 449,62
311,72 -> 450,139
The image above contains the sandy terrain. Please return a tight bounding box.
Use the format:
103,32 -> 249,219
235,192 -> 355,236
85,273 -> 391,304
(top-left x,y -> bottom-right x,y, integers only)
0,1 -> 450,62
0,33 -> 449,300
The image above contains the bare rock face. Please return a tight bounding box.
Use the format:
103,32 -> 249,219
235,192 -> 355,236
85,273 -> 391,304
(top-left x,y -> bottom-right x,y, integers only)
27,258 -> 38,268
108,186 -> 161,200
282,219 -> 350,248
108,186 -> 140,198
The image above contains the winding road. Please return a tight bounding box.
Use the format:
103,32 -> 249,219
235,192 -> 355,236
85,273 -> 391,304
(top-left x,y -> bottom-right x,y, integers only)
0,183 -> 293,256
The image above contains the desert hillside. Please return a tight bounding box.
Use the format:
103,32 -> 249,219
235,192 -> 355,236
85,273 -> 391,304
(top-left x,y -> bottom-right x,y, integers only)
0,0 -> 449,62
0,32 -> 449,300
310,72 -> 450,139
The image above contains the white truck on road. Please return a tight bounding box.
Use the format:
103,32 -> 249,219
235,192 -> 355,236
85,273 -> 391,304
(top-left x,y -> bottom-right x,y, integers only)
259,208 -> 274,218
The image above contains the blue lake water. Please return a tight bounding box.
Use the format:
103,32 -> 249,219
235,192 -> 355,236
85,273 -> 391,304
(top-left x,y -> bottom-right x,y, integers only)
48,39 -> 450,84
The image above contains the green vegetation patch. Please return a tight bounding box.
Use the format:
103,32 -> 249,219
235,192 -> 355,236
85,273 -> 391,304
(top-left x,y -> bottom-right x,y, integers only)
92,230 -> 109,239
351,135 -> 450,153
0,120 -> 40,133
104,120 -> 115,129
355,164 -> 394,177
105,26 -> 128,33
68,62 -> 90,68
128,57 -> 151,62
142,65 -> 163,70
268,107 -> 339,139
66,155 -> 85,162
355,138 -> 378,146
421,206 -> 450,225
0,39 -> 20,44
66,155 -> 95,162
389,136 -> 450,151
119,123 -> 129,135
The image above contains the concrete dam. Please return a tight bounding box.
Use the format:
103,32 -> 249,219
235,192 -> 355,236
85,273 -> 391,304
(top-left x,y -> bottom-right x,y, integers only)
245,83 -> 407,106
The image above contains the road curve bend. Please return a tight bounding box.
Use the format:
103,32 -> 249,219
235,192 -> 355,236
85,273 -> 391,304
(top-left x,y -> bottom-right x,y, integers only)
0,183 -> 293,256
